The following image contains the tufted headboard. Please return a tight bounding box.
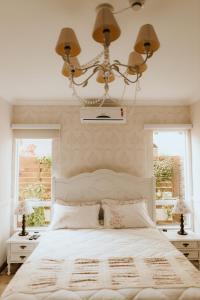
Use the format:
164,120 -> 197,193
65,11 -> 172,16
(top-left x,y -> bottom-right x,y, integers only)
52,169 -> 155,220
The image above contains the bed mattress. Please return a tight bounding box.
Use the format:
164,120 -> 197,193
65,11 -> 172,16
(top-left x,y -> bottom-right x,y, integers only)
2,228 -> 200,300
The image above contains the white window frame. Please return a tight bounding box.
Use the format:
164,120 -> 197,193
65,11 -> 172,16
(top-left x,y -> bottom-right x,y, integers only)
144,124 -> 193,230
13,138 -> 53,231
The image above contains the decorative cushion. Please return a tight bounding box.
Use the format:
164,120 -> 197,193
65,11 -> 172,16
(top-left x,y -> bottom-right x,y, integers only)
103,201 -> 155,229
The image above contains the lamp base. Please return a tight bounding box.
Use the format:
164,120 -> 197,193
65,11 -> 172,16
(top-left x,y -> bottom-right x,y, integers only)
177,230 -> 188,235
19,214 -> 28,236
177,214 -> 187,235
18,231 -> 29,236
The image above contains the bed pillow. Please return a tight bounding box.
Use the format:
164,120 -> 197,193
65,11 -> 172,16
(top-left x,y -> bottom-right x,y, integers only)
102,199 -> 143,205
50,203 -> 100,230
102,201 -> 155,229
56,200 -> 104,224
56,199 -> 100,206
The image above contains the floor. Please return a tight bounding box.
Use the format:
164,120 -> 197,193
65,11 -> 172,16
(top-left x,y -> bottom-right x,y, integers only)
0,266 -> 18,296
0,274 -> 13,296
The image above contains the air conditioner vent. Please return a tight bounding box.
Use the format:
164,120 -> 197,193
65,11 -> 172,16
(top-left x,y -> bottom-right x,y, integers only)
80,107 -> 126,124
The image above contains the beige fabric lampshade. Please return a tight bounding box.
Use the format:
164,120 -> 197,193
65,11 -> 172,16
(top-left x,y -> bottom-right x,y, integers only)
55,28 -> 81,57
127,51 -> 147,75
15,201 -> 34,216
173,200 -> 192,215
92,4 -> 121,44
134,24 -> 160,54
96,69 -> 115,83
62,57 -> 83,78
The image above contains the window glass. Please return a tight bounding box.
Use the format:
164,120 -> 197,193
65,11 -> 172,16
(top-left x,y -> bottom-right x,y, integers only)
153,131 -> 189,226
16,139 -> 52,227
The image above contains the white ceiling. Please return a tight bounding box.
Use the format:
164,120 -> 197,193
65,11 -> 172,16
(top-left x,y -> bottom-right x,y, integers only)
0,0 -> 200,105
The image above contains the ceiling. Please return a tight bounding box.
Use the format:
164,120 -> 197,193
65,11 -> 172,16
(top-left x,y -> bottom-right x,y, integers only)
0,0 -> 200,106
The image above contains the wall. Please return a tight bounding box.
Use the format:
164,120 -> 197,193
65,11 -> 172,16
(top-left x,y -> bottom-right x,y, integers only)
13,105 -> 190,179
190,100 -> 200,233
0,98 -> 12,267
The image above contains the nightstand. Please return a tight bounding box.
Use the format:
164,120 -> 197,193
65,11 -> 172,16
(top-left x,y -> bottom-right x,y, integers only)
6,232 -> 42,275
162,230 -> 200,270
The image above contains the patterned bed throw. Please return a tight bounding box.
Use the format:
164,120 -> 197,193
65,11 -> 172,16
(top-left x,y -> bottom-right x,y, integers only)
4,255 -> 200,296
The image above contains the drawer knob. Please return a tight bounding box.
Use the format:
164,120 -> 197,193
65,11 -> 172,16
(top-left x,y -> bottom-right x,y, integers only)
183,243 -> 189,247
20,255 -> 26,260
20,245 -> 27,249
184,253 -> 189,257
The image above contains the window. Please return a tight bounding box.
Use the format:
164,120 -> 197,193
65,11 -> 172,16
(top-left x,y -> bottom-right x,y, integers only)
153,131 -> 191,226
15,139 -> 52,228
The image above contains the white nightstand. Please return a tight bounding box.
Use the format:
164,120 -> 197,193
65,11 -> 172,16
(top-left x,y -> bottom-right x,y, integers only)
162,230 -> 200,270
6,232 -> 42,275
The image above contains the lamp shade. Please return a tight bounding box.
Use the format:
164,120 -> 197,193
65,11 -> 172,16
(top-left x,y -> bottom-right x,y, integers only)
127,51 -> 147,75
15,201 -> 34,216
134,24 -> 160,54
92,3 -> 121,44
96,69 -> 115,83
173,200 -> 191,215
55,28 -> 81,57
62,57 -> 83,78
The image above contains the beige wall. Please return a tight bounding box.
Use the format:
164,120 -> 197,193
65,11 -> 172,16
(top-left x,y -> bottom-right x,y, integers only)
190,100 -> 200,233
13,105 -> 190,179
0,98 -> 12,266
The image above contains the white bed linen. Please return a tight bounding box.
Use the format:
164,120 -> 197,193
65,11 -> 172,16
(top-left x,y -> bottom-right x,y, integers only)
2,228 -> 200,300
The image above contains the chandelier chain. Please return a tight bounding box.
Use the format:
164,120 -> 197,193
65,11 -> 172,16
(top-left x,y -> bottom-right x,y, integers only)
113,5 -> 132,15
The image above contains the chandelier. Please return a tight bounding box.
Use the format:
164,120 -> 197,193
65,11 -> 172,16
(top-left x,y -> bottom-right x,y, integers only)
55,2 -> 160,100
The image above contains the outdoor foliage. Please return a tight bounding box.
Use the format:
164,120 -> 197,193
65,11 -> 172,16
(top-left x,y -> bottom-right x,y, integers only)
37,156 -> 52,168
153,157 -> 173,184
19,155 -> 51,226
20,183 -> 46,200
26,207 -> 46,226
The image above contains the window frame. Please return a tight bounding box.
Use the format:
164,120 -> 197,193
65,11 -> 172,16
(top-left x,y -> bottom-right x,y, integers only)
152,129 -> 193,230
13,138 -> 53,231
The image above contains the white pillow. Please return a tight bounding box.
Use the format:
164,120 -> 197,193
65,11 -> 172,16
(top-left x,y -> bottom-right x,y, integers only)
56,199 -> 100,206
102,201 -> 155,229
50,203 -> 100,230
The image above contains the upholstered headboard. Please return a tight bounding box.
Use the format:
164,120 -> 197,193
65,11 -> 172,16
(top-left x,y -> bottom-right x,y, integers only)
52,169 -> 155,220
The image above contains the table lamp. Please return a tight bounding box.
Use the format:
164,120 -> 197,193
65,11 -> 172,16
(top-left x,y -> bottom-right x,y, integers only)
15,201 -> 34,236
173,200 -> 191,235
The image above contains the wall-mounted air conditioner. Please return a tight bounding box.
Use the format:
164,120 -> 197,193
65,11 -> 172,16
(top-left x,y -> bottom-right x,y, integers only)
80,107 -> 126,124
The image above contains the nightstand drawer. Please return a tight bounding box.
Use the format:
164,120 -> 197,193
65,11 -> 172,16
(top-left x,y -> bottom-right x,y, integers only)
180,250 -> 199,259
10,251 -> 32,263
11,243 -> 36,252
172,241 -> 198,249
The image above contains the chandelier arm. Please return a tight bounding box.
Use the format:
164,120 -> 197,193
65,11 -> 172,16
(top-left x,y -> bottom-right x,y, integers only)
74,63 -> 104,73
112,67 -> 142,84
63,53 -> 104,73
112,53 -> 150,71
70,67 -> 100,87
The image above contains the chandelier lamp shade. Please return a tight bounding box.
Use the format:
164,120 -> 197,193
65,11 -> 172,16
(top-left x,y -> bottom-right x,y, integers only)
55,3 -> 160,96
92,4 -> 121,45
62,57 -> 83,78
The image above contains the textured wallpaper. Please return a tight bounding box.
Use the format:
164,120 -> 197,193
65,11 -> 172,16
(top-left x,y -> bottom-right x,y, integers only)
13,105 -> 190,178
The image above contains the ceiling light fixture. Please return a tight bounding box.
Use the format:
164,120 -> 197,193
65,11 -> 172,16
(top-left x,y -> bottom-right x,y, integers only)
55,2 -> 160,103
129,0 -> 145,11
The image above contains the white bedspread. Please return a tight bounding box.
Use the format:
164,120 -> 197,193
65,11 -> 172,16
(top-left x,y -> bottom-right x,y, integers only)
2,228 -> 200,300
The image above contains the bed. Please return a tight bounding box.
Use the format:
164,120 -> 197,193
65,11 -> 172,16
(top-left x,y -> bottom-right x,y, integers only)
2,169 -> 200,300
